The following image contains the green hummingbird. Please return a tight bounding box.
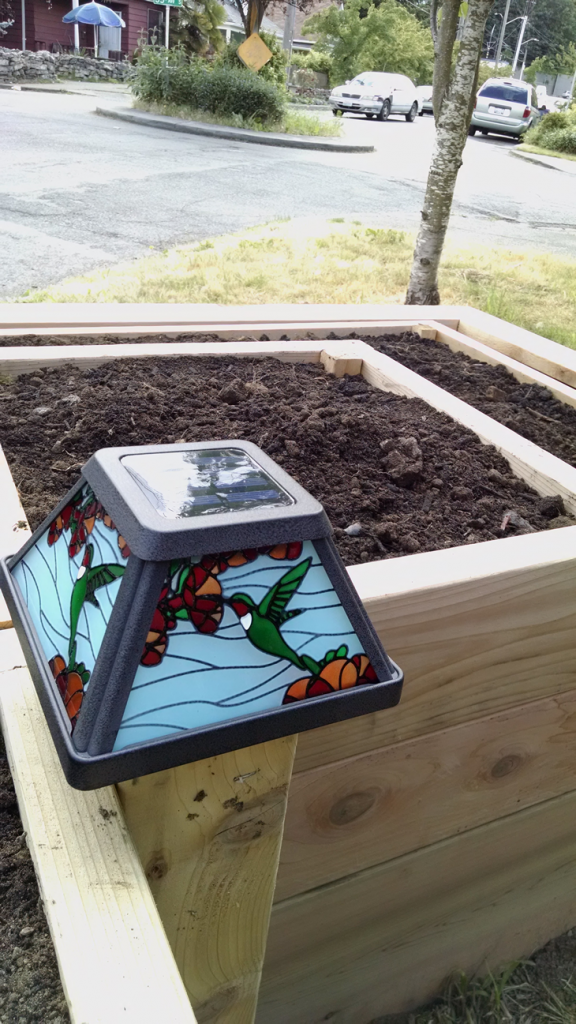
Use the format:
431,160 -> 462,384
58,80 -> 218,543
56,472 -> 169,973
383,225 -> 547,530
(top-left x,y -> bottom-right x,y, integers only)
229,558 -> 320,675
68,544 -> 125,665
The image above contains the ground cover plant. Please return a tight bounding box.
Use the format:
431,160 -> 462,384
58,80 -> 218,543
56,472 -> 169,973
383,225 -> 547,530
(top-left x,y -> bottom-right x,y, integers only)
524,106 -> 576,157
1,352 -> 576,1020
130,45 -> 341,136
20,221 -> 576,351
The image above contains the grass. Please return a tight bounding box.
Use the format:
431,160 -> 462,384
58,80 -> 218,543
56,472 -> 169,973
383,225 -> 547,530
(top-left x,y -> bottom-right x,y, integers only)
132,100 -> 342,137
16,219 -> 576,350
517,142 -> 576,164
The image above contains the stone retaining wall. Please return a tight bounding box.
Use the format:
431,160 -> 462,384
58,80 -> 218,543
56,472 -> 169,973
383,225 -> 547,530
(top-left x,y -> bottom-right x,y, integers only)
0,47 -> 130,82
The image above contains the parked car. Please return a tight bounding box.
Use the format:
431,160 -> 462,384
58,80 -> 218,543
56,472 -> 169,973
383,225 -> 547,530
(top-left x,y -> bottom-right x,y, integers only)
417,85 -> 433,115
469,78 -> 540,139
329,72 -> 419,122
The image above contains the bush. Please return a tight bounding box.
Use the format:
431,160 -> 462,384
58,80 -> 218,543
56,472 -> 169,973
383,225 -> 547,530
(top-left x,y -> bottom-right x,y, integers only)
290,48 -> 334,83
131,45 -> 285,124
525,105 -> 576,153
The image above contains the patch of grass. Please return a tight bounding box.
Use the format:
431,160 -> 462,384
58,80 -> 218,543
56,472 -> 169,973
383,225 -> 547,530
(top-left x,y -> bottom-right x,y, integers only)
132,100 -> 342,137
18,219 -> 576,350
517,143 -> 576,163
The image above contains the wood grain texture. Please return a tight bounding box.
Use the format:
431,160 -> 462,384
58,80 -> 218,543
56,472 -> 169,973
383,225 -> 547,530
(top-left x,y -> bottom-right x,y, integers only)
457,308 -> 576,389
259,788 -> 576,1023
0,631 -> 196,1024
117,736 -> 297,1024
359,341 -> 576,513
0,444 -> 30,628
0,301 -> 463,330
295,528 -> 576,771
278,687 -> 576,900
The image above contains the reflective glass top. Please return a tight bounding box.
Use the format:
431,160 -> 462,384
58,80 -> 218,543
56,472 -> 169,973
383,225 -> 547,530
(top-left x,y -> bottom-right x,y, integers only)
121,448 -> 294,520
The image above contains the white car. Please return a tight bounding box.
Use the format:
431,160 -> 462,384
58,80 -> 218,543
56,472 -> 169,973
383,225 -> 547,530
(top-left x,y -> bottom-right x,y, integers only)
329,72 -> 420,122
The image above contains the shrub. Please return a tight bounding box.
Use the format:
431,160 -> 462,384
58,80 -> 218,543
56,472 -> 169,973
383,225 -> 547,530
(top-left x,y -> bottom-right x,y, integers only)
290,48 -> 334,83
131,45 -> 285,124
525,105 -> 576,153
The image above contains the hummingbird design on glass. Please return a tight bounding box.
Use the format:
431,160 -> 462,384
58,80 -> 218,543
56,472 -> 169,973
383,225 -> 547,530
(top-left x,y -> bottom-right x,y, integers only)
229,557 -> 321,675
68,543 -> 125,665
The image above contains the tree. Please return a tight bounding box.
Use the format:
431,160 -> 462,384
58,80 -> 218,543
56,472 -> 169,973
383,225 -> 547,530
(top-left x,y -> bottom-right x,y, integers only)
303,0 -> 435,85
405,0 -> 494,303
229,0 -> 315,37
171,0 -> 226,54
525,42 -> 576,82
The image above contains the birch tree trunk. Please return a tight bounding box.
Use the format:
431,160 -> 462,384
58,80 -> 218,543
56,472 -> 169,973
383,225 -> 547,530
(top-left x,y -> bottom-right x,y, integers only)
405,0 -> 494,305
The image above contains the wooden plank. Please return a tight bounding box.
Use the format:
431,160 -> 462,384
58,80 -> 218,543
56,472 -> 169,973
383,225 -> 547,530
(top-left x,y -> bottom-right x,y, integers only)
320,347 -> 363,378
457,308 -> 576,389
117,735 -> 298,1024
359,341 -> 576,514
258,787 -> 576,1023
0,340 -> 324,377
0,320 -> 425,341
295,528 -> 576,771
0,629 -> 197,1024
425,320 -> 576,409
278,686 -> 576,901
0,446 -> 30,629
0,302 -> 464,330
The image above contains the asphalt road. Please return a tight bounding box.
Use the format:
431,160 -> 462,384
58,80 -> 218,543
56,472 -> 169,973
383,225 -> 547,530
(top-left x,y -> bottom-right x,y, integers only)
1,86 -> 576,299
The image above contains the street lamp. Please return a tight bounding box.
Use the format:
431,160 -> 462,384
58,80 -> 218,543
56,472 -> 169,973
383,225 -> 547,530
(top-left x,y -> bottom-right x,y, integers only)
1,441 -> 403,789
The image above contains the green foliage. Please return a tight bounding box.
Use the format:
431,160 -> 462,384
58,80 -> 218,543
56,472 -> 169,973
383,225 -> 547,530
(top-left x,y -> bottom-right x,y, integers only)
525,103 -> 576,153
485,0 -> 576,67
303,0 -> 434,86
131,45 -> 285,124
290,47 -> 334,80
525,43 -> 576,85
215,29 -> 288,87
170,0 -> 226,55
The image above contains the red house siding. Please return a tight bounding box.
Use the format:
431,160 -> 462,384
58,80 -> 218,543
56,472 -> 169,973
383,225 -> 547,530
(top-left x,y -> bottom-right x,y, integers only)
2,0 -> 154,55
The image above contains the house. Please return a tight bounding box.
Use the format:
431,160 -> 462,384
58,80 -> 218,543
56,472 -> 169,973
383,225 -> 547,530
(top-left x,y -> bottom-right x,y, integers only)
1,0 -> 312,59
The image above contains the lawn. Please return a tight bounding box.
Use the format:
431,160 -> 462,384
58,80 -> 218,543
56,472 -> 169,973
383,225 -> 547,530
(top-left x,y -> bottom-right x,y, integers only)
133,100 -> 343,137
517,142 -> 576,164
19,220 -> 576,350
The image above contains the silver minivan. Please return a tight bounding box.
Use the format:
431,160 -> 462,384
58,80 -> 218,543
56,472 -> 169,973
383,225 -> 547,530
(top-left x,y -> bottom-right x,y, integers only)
469,78 -> 540,138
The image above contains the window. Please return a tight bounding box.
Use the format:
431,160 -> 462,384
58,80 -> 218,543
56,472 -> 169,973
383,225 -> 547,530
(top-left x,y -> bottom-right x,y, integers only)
479,84 -> 529,104
147,8 -> 165,45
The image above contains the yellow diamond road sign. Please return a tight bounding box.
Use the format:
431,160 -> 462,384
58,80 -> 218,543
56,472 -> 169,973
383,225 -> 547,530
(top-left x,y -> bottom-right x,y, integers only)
237,32 -> 273,72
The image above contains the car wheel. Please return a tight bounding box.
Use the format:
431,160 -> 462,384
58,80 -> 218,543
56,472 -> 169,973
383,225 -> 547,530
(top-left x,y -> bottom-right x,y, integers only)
418,109 -> 424,116
468,126 -> 477,136
332,109 -> 343,117
481,129 -> 488,135
405,102 -> 418,122
365,113 -> 374,119
376,99 -> 391,121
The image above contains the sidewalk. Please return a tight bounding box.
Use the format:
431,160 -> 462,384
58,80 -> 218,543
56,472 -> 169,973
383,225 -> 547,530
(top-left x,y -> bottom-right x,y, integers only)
511,147 -> 576,175
1,80 -> 130,97
96,105 -> 376,153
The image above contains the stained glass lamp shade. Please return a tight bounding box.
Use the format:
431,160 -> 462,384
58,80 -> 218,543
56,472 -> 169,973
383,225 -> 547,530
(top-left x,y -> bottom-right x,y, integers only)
1,442 -> 402,789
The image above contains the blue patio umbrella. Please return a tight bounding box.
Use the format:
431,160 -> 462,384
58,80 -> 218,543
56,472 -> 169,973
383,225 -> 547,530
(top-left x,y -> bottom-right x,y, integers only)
62,2 -> 125,57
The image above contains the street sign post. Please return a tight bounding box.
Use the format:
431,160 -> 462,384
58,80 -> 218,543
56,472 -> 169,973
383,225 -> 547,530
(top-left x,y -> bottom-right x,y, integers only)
153,0 -> 182,46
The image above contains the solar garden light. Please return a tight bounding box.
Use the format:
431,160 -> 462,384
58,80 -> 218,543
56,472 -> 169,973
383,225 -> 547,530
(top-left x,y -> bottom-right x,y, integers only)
1,441 -> 402,790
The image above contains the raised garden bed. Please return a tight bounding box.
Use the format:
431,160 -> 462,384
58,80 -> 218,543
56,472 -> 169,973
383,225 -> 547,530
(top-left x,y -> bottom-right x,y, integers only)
1,319 -> 576,1024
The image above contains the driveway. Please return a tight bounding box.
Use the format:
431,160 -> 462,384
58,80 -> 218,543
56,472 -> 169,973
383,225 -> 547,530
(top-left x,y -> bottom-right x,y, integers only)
1,88 -> 575,299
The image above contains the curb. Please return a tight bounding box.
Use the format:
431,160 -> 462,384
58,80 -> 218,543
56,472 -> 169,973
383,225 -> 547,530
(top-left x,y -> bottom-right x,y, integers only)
95,105 -> 375,153
510,147 -> 576,175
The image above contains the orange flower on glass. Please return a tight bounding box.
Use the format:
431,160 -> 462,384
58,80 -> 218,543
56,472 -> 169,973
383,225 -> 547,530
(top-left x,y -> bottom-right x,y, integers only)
263,542 -> 303,561
282,654 -> 377,704
182,566 -> 223,634
49,654 -> 85,728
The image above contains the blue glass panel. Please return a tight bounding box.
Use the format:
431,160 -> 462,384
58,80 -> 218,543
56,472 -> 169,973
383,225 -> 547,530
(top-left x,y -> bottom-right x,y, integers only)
114,541 -> 376,751
11,485 -> 128,729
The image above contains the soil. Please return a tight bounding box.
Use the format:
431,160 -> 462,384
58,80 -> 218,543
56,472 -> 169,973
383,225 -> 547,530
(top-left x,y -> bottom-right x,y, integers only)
0,355 -> 572,566
0,349 -> 575,1023
360,329 -> 576,470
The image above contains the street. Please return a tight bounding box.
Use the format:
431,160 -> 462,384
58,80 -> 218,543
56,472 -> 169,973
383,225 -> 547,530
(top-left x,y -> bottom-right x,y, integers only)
1,86 -> 576,299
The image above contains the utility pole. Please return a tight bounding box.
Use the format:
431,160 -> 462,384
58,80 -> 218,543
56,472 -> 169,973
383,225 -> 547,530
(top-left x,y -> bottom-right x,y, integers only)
511,14 -> 527,75
165,5 -> 169,47
494,0 -> 511,69
282,0 -> 296,58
